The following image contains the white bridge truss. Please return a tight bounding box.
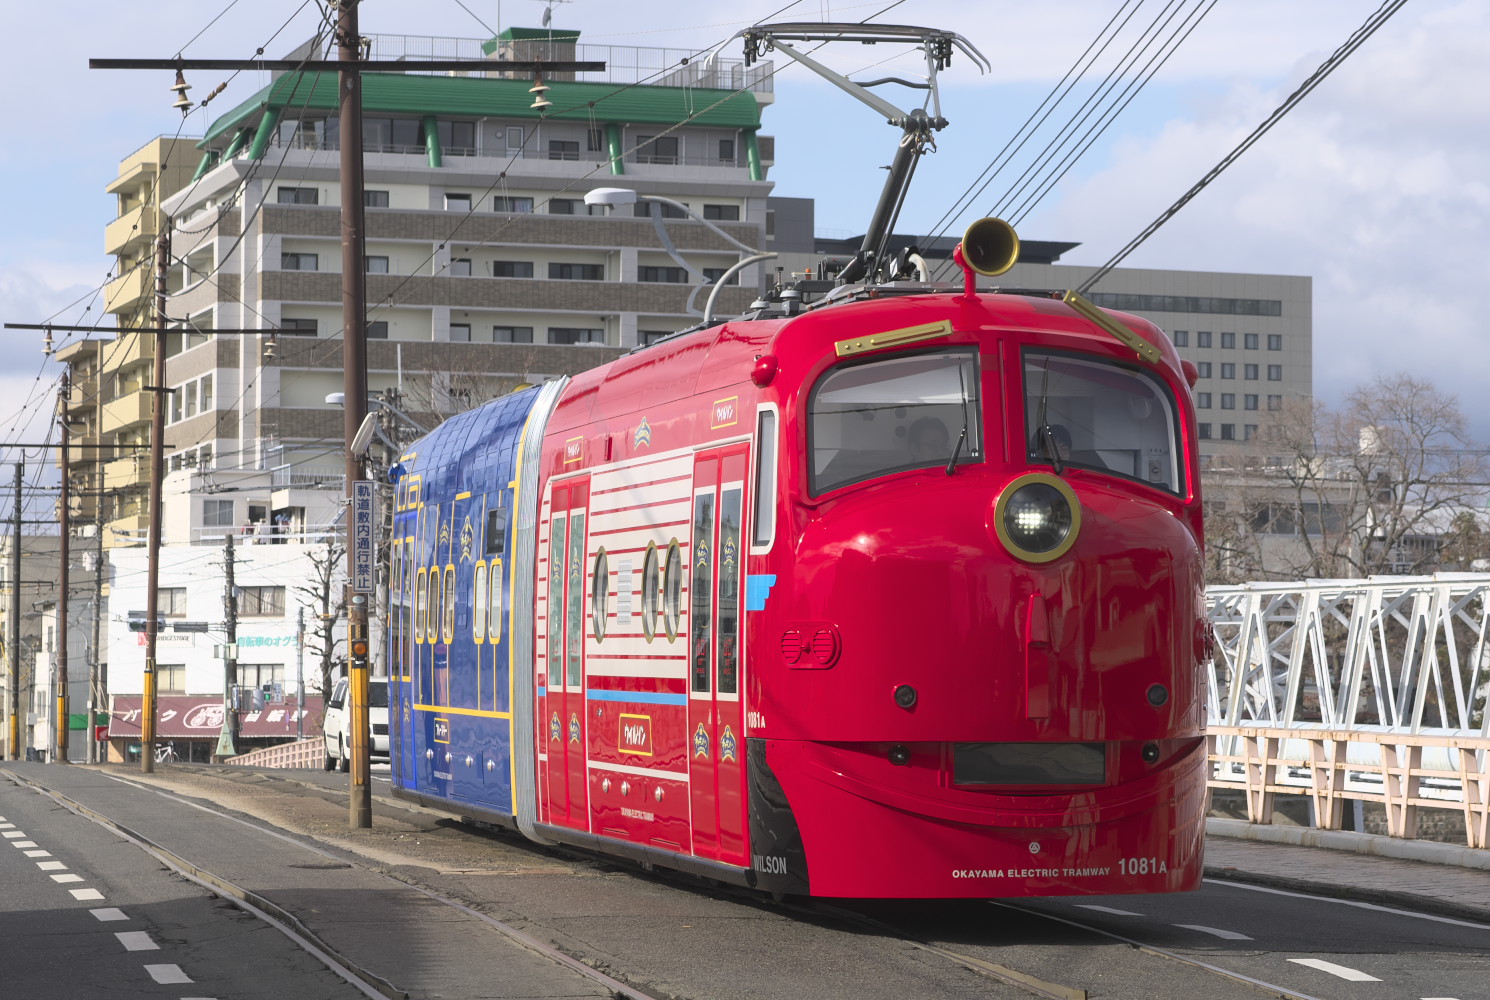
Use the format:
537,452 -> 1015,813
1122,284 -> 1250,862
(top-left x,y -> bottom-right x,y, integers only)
1205,574 -> 1490,849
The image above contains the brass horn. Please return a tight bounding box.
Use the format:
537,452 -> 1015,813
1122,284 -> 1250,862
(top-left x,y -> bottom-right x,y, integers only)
960,217 -> 1020,277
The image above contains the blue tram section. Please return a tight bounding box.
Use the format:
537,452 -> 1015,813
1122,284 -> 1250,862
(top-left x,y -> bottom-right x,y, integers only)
389,388 -> 537,819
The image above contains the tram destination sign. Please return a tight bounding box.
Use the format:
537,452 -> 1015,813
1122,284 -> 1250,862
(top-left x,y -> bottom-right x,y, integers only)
352,480 -> 375,594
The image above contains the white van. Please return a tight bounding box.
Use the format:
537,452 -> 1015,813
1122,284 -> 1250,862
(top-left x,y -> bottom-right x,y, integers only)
322,677 -> 389,771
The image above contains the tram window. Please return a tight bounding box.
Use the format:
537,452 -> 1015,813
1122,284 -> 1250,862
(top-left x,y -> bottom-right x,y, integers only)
691,495 -> 715,693
565,513 -> 586,687
488,560 -> 503,642
426,569 -> 438,642
752,410 -> 777,547
809,349 -> 981,495
719,487 -> 742,694
640,544 -> 659,640
663,540 -> 682,640
591,548 -> 609,641
414,567 -> 427,644
442,566 -> 455,644
473,561 -> 487,641
486,508 -> 506,555
1023,350 -> 1184,495
548,515 -> 565,684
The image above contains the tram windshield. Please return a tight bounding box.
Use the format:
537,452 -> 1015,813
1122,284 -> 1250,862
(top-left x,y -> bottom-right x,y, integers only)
809,348 -> 980,495
1023,351 -> 1184,495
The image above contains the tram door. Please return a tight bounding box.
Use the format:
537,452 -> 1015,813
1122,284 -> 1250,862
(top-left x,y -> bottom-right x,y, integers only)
542,478 -> 591,829
687,447 -> 749,865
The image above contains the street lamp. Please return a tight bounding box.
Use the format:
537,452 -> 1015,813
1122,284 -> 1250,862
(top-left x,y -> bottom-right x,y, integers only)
584,187 -> 777,325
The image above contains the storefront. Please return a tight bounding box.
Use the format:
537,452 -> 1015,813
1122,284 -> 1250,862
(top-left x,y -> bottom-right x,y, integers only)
106,695 -> 325,763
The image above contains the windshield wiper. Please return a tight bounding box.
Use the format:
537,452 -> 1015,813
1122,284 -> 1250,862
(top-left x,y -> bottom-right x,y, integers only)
945,425 -> 966,476
947,363 -> 970,476
1035,365 -> 1064,475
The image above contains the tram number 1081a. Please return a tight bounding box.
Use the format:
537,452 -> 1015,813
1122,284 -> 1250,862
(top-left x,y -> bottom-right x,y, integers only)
1118,857 -> 1169,876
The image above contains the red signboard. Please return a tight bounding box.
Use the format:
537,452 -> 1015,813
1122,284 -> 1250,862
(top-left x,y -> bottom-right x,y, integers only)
107,696 -> 325,740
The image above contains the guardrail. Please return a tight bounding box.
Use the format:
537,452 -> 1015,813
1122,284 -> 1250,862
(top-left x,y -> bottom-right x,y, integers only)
1208,725 -> 1490,849
226,739 -> 322,770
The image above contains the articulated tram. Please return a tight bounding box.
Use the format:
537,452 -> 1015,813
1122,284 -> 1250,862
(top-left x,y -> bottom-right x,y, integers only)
382,214 -> 1210,898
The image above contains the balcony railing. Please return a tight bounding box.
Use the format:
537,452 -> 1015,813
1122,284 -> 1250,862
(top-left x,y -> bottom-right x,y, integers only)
264,133 -> 753,171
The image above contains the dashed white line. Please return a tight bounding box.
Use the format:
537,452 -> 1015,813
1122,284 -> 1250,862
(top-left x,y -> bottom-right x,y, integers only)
116,931 -> 159,952
1288,958 -> 1382,982
144,964 -> 193,984
3,830 -> 26,838
50,873 -> 84,883
91,908 -> 129,922
37,860 -> 67,871
24,849 -> 51,857
1073,904 -> 1142,916
69,888 -> 105,901
11,840 -> 38,848
1174,924 -> 1253,941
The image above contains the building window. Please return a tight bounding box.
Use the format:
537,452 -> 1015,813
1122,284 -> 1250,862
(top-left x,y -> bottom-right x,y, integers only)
494,326 -> 533,343
549,263 -> 603,281
703,204 -> 740,221
1196,362 -> 1212,379
1221,332 -> 1235,349
1172,330 -> 1188,347
203,499 -> 234,528
702,267 -> 739,285
438,119 -> 476,154
548,139 -> 579,160
549,327 -> 605,345
636,134 -> 679,164
365,256 -> 389,274
157,665 -> 186,694
635,201 -> 688,219
445,193 -> 471,212
159,588 -> 188,617
640,330 -> 672,346
276,186 -> 318,205
1221,363 -> 1235,379
1267,394 -> 1282,411
493,196 -> 534,213
364,190 -> 390,208
1220,424 -> 1236,440
1196,392 -> 1211,408
1244,363 -> 1259,380
280,318 -> 317,335
718,138 -> 736,164
367,321 -> 388,339
449,258 -> 472,277
549,198 -> 595,215
281,253 -> 318,271
639,266 -> 689,283
1198,423 -> 1212,440
1244,333 -> 1258,350
450,324 -> 471,343
492,260 -> 534,278
1244,424 -> 1259,441
1267,365 -> 1282,381
239,586 -> 286,617
587,128 -> 604,152
1221,393 -> 1235,410
1268,334 -> 1283,350
505,126 -> 525,150
1197,331 -> 1212,348
1245,394 -> 1259,410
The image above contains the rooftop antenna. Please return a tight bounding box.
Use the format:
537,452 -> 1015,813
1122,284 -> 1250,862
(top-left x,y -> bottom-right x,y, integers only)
733,23 -> 988,287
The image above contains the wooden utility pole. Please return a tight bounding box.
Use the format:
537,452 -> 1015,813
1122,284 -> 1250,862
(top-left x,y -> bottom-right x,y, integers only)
141,224 -> 170,773
339,0 -> 373,830
88,507 -> 104,763
56,376 -> 71,763
213,534 -> 238,761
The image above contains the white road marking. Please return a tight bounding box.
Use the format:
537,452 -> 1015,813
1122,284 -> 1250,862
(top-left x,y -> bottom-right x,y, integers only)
24,849 -> 51,857
11,840 -> 38,848
1174,924 -> 1253,940
0,820 -> 13,827
3,830 -> 25,838
37,861 -> 67,871
144,965 -> 193,984
1420,996 -> 1463,999
69,888 -> 105,901
116,931 -> 159,952
1288,958 -> 1382,982
91,908 -> 129,922
1206,878 -> 1490,930
50,873 -> 84,883
1073,904 -> 1142,916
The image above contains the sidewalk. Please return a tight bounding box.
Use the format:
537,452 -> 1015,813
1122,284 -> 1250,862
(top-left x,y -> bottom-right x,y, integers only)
1204,819 -> 1490,923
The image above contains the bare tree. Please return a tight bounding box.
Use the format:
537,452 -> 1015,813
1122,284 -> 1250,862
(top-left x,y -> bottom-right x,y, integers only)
292,540 -> 346,704
1205,375 -> 1488,581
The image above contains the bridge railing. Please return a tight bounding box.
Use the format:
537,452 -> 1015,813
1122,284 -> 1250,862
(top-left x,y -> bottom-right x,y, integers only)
226,739 -> 322,770
1206,574 -> 1490,850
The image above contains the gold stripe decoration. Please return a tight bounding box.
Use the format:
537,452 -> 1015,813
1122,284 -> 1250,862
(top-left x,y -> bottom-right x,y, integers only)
1063,290 -> 1163,365
835,320 -> 952,358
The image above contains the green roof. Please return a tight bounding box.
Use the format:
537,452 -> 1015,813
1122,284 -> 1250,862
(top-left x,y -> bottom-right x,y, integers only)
201,71 -> 762,145
483,27 -> 582,54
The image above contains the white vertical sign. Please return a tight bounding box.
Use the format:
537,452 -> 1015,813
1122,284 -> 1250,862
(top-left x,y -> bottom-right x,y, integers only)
352,480 -> 375,593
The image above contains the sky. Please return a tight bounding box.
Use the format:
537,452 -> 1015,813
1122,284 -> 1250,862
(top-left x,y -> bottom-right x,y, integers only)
1,0 -> 1486,461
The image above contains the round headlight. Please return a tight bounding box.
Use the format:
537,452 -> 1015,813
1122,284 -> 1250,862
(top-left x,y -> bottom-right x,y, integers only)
994,473 -> 1081,563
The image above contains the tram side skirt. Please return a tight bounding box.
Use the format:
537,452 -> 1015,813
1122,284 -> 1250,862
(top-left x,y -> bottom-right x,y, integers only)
747,738 -> 810,895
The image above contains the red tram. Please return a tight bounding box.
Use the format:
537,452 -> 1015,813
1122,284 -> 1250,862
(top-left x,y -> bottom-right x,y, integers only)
384,216 -> 1209,899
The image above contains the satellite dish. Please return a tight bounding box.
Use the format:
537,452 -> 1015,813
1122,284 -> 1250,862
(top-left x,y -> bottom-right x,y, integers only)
350,412 -> 379,457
